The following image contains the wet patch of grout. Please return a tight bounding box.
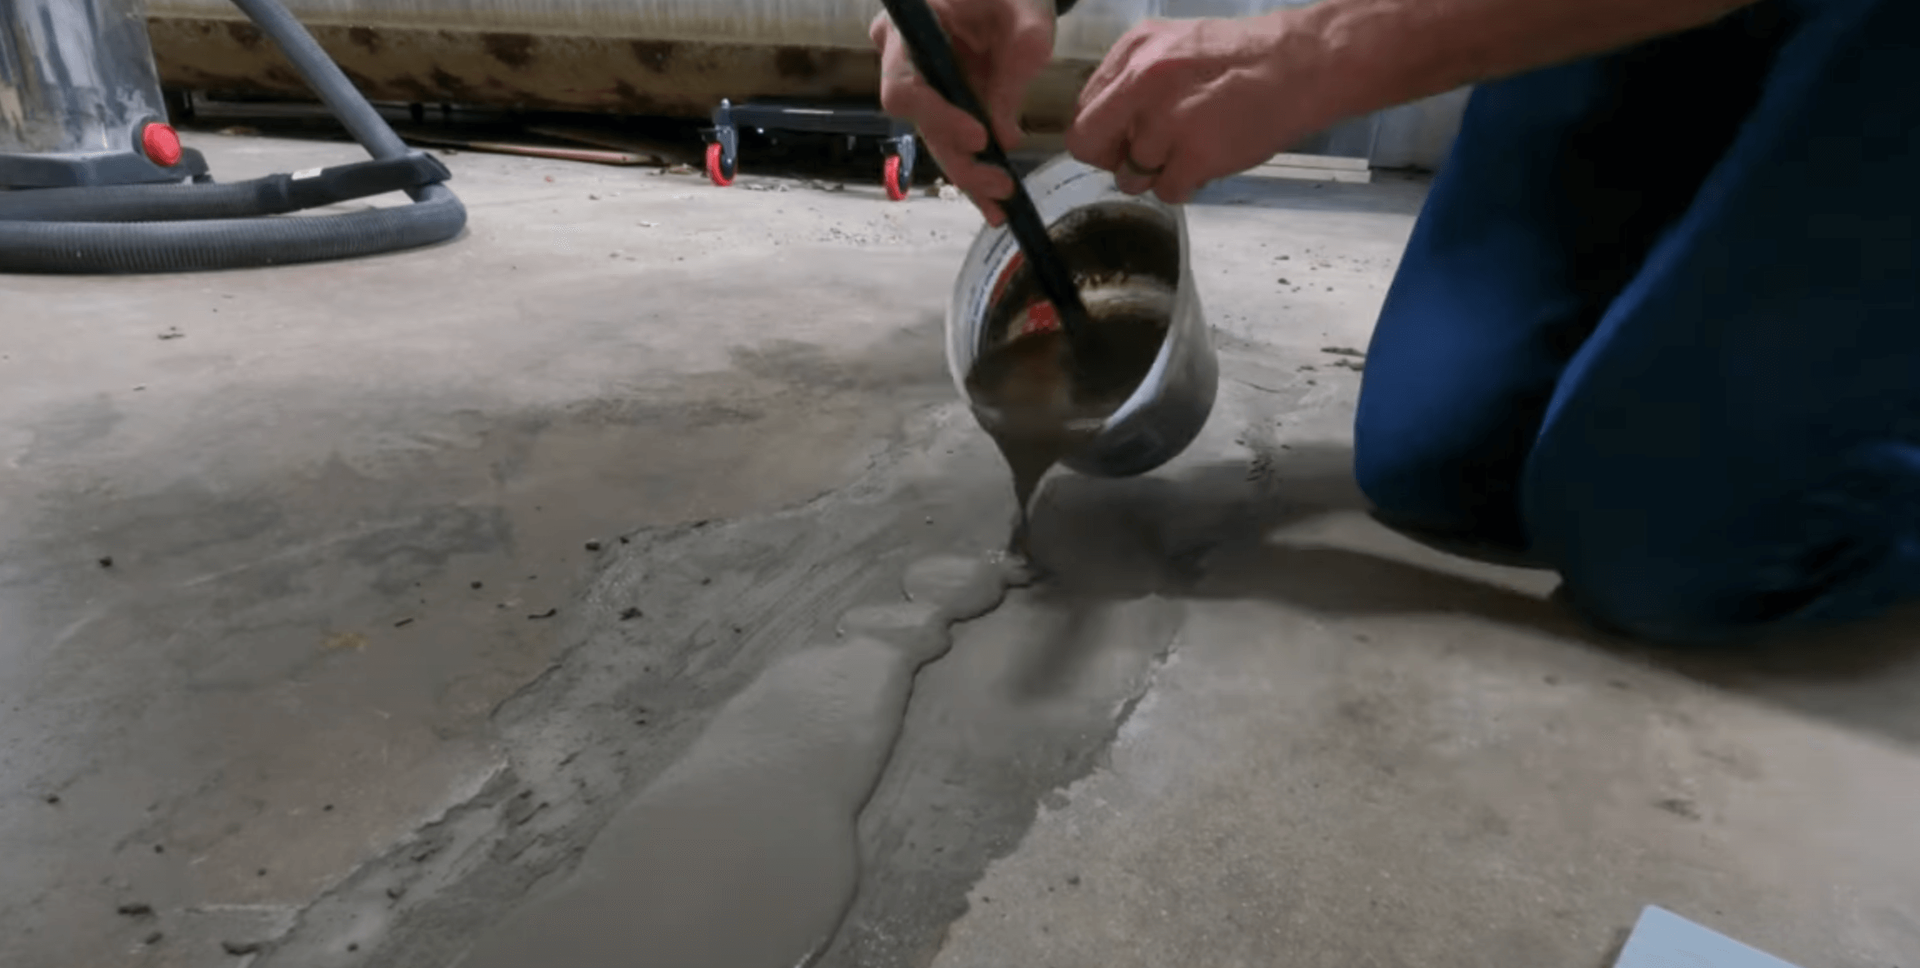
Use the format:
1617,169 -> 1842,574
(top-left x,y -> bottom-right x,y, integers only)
455,554 -> 1032,968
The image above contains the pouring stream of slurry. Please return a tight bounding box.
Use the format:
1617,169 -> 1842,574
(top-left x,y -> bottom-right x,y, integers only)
454,553 -> 1031,968
960,199 -> 1182,557
966,299 -> 1173,557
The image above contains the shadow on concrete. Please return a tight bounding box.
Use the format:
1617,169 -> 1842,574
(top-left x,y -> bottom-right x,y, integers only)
1017,445 -> 1920,750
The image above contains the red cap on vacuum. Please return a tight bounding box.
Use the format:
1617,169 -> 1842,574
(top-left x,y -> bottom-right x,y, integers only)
141,123 -> 182,167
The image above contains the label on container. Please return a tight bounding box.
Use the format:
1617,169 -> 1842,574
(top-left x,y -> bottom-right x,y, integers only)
989,251 -> 1024,307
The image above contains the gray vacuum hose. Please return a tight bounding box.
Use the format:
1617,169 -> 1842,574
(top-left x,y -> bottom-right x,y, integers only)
0,0 -> 465,274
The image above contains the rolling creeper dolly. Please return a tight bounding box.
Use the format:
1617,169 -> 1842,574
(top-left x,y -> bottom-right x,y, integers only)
700,98 -> 919,201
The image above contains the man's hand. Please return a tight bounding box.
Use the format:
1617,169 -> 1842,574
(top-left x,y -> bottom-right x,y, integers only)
1067,0 -> 1763,205
1067,15 -> 1330,205
871,0 -> 1056,225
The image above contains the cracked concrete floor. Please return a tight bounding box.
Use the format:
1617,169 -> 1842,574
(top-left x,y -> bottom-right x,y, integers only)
2,133 -> 1917,968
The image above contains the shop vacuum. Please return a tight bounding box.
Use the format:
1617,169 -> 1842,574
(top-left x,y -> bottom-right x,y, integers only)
0,0 -> 465,273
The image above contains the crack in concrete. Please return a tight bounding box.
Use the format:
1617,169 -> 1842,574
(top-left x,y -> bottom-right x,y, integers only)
817,595 -> 1185,968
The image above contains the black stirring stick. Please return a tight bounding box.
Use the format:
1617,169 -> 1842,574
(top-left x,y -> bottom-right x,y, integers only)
879,0 -> 1099,363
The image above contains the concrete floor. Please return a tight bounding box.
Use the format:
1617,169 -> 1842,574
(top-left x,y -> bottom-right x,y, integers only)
2,133 -> 1916,968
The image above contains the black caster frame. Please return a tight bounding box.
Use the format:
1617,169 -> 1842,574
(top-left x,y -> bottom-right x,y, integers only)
699,98 -> 919,201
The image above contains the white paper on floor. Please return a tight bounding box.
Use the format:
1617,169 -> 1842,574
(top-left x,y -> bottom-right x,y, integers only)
1614,906 -> 1804,968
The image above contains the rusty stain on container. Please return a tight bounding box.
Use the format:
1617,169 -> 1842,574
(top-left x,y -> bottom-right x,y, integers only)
427,66 -> 478,100
336,63 -> 383,95
481,32 -> 534,69
145,20 -> 1089,129
773,47 -> 818,79
629,40 -> 674,73
225,20 -> 263,49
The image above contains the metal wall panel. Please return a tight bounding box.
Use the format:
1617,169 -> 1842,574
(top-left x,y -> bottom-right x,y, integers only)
146,0 -> 1465,167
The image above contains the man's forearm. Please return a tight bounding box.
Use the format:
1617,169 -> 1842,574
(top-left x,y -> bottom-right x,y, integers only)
1282,0 -> 1761,122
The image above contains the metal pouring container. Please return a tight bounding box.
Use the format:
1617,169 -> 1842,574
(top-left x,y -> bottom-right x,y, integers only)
945,153 -> 1220,478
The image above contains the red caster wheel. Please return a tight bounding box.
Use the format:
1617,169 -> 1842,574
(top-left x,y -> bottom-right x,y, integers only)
883,154 -> 909,202
706,141 -> 736,187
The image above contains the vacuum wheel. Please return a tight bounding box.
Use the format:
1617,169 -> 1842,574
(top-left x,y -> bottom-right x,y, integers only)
706,142 -> 736,187
883,154 -> 909,202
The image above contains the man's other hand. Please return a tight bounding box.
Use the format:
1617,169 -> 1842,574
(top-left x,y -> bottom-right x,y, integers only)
872,0 -> 1056,225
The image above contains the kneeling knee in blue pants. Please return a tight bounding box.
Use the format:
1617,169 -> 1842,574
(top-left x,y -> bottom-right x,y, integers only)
1353,0 -> 1920,645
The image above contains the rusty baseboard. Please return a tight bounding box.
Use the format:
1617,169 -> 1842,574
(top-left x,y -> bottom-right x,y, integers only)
149,19 -> 1097,128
